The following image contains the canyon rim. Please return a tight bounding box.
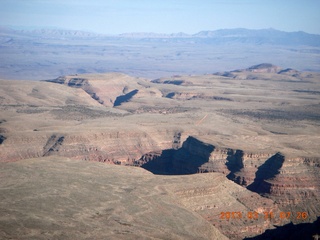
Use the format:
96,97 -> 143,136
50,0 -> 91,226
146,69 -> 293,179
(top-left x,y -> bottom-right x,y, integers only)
1,63 -> 320,239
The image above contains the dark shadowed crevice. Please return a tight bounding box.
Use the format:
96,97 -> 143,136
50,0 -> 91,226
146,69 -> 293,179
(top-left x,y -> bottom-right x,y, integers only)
140,136 -> 215,175
151,79 -> 193,86
137,137 -> 287,199
244,217 -> 320,240
226,149 -> 245,184
0,135 -> 6,144
247,152 -> 284,194
67,78 -> 88,87
113,89 -> 139,107
140,148 -> 212,175
90,92 -> 104,104
43,135 -> 65,156
165,92 -> 176,98
140,149 -> 176,175
163,80 -> 185,85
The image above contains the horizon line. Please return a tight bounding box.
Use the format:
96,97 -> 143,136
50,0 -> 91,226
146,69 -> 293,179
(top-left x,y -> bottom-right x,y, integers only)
1,25 -> 319,36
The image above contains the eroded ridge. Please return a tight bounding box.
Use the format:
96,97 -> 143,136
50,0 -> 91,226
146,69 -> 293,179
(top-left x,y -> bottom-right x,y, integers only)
135,136 -> 320,222
1,68 -> 320,239
43,134 -> 65,156
47,76 -> 104,105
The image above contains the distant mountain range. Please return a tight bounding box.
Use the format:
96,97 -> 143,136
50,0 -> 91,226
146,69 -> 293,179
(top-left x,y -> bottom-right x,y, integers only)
118,28 -> 320,46
1,26 -> 320,46
0,26 -> 104,38
1,26 -> 320,80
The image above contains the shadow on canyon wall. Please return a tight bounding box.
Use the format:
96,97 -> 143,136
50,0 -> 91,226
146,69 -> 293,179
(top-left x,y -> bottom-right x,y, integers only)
113,89 -> 139,107
247,153 -> 285,194
140,136 -> 285,187
141,136 -> 215,175
0,135 -> 6,144
244,217 -> 320,240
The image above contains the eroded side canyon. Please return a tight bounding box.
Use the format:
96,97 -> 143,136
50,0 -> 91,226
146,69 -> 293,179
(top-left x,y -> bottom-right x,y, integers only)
1,69 -> 320,239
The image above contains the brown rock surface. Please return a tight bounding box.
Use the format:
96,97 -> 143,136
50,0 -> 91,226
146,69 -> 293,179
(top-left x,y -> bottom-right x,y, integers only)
46,73 -> 162,107
0,156 -> 291,240
1,67 -> 320,238
246,63 -> 282,73
0,157 -> 229,240
136,136 -> 320,225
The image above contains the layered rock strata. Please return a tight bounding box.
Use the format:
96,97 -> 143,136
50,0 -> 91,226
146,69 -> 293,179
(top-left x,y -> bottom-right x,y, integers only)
137,136 -> 320,222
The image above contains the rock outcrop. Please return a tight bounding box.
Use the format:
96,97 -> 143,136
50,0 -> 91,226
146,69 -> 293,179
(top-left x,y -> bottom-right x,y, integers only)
151,79 -> 194,86
0,135 -> 5,144
43,134 -> 65,156
47,76 -> 105,104
46,73 -> 162,107
246,63 -> 282,73
1,69 -> 320,239
0,130 -> 175,163
213,63 -> 306,81
136,136 -> 320,222
0,157 -> 230,240
245,217 -> 320,240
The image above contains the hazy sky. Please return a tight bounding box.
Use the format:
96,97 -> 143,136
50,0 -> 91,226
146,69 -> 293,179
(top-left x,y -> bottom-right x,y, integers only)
1,0 -> 319,34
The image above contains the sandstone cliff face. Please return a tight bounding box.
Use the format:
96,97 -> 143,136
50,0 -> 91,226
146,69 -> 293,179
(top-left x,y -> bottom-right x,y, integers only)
137,135 -> 320,222
166,173 -> 284,240
3,129 -> 318,223
1,70 -> 320,239
138,136 -> 214,175
0,129 -> 176,164
1,131 -> 318,238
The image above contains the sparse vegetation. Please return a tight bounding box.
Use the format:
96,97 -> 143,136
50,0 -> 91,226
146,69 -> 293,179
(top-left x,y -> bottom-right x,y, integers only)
0,67 -> 319,240
50,105 -> 125,120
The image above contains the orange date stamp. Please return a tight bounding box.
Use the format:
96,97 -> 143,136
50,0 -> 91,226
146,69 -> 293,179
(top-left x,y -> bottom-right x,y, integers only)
220,211 -> 308,220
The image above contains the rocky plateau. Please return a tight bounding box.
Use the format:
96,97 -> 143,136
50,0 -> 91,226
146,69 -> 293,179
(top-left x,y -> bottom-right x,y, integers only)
1,64 -> 320,239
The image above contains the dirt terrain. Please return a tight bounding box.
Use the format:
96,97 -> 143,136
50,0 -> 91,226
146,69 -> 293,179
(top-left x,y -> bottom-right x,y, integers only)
0,157 -> 230,240
0,64 -> 320,239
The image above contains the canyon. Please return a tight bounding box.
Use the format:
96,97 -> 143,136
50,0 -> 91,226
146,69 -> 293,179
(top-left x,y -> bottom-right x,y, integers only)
0,64 -> 320,239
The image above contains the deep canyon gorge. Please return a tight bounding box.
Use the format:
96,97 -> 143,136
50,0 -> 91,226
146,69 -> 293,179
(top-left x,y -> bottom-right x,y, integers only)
1,64 -> 320,239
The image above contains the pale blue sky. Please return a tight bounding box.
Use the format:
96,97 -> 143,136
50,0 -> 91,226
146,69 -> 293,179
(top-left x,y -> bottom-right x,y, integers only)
1,0 -> 319,34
